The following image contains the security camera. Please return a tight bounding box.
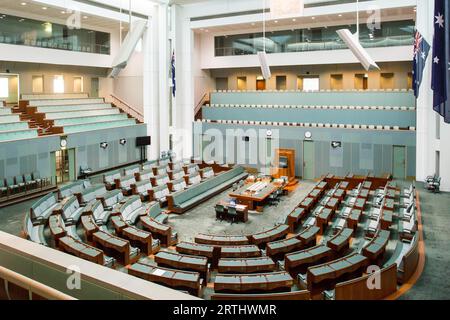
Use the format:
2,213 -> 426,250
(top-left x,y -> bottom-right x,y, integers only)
258,51 -> 272,80
119,139 -> 127,145
100,142 -> 109,149
336,29 -> 380,71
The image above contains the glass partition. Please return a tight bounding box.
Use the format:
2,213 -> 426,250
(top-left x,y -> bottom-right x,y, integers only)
215,20 -> 414,56
0,13 -> 110,55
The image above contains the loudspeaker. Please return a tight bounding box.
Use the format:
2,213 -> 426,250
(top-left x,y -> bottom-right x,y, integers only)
136,136 -> 151,147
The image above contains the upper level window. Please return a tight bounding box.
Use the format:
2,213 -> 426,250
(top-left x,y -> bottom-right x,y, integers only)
214,20 -> 414,57
53,75 -> 65,94
0,13 -> 111,55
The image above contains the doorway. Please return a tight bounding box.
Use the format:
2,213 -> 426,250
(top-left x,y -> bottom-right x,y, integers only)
91,77 -> 99,97
256,78 -> 266,91
355,74 -> 368,90
303,140 -> 315,180
0,73 -> 20,106
237,77 -> 247,90
52,149 -> 76,183
393,146 -> 406,180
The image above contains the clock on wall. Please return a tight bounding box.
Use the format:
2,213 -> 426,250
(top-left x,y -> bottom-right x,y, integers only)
60,137 -> 68,150
305,131 -> 312,139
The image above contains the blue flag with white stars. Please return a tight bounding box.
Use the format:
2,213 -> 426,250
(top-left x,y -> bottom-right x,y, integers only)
413,30 -> 431,98
431,0 -> 450,123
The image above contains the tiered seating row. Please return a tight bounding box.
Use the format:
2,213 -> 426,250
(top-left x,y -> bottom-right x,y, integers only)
0,107 -> 38,142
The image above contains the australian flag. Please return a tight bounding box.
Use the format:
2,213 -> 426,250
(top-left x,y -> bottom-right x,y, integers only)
413,30 -> 430,98
171,51 -> 176,98
431,0 -> 450,123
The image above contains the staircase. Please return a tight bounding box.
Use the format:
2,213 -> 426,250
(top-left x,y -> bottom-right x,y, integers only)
108,94 -> 144,124
194,93 -> 210,121
11,94 -> 144,137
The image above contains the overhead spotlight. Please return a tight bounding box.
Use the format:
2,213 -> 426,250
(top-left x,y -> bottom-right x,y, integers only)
119,139 -> 127,146
336,29 -> 379,71
100,142 -> 109,149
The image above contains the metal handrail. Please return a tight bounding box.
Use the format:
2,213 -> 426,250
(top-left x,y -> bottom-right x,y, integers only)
194,93 -> 210,118
0,266 -> 76,300
109,94 -> 144,123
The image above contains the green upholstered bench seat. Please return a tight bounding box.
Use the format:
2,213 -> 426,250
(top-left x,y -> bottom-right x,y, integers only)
167,166 -> 248,213
0,129 -> 38,142
29,98 -> 103,107
0,122 -> 29,132
62,119 -> 137,134
45,108 -> 120,120
22,93 -> 89,101
0,114 -> 21,123
36,103 -> 113,113
0,107 -> 12,115
148,202 -> 169,224
53,114 -> 128,126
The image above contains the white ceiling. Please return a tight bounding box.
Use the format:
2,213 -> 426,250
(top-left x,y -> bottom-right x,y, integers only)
0,0 -> 129,31
192,6 -> 416,34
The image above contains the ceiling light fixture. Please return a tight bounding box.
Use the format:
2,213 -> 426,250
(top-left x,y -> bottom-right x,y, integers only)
258,0 -> 272,80
336,0 -> 379,71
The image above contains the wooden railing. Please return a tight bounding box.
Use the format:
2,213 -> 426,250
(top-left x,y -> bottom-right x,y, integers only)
0,266 -> 76,300
109,94 -> 144,123
194,93 -> 210,120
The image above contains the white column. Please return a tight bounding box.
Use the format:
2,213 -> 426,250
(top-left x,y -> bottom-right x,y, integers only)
143,13 -> 160,160
172,5 -> 195,159
158,3 -> 170,154
415,0 -> 435,183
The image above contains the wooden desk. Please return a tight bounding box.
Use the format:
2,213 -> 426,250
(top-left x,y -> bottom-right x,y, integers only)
214,272 -> 293,294
362,230 -> 390,263
122,226 -> 154,255
381,210 -> 393,230
362,181 -> 372,190
128,261 -> 203,297
219,245 -> 262,259
299,197 -> 315,213
176,242 -> 215,260
217,200 -> 248,223
92,231 -> 135,265
229,182 -> 278,211
266,236 -> 304,261
284,245 -> 333,276
357,188 -> 370,200
80,214 -> 99,242
287,208 -> 306,232
347,209 -> 362,232
140,216 -> 177,247
218,257 -> 276,274
306,253 -> 369,293
249,224 -> 289,248
195,234 -> 249,246
155,251 -> 210,281
316,208 -> 334,234
48,215 -> 66,245
326,228 -> 353,253
314,181 -> 328,191
59,236 -> 105,266
297,226 -> 320,248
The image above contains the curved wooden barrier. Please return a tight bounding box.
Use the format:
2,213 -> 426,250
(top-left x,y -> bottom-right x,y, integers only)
211,290 -> 310,300
334,263 -> 397,300
398,234 -> 419,284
